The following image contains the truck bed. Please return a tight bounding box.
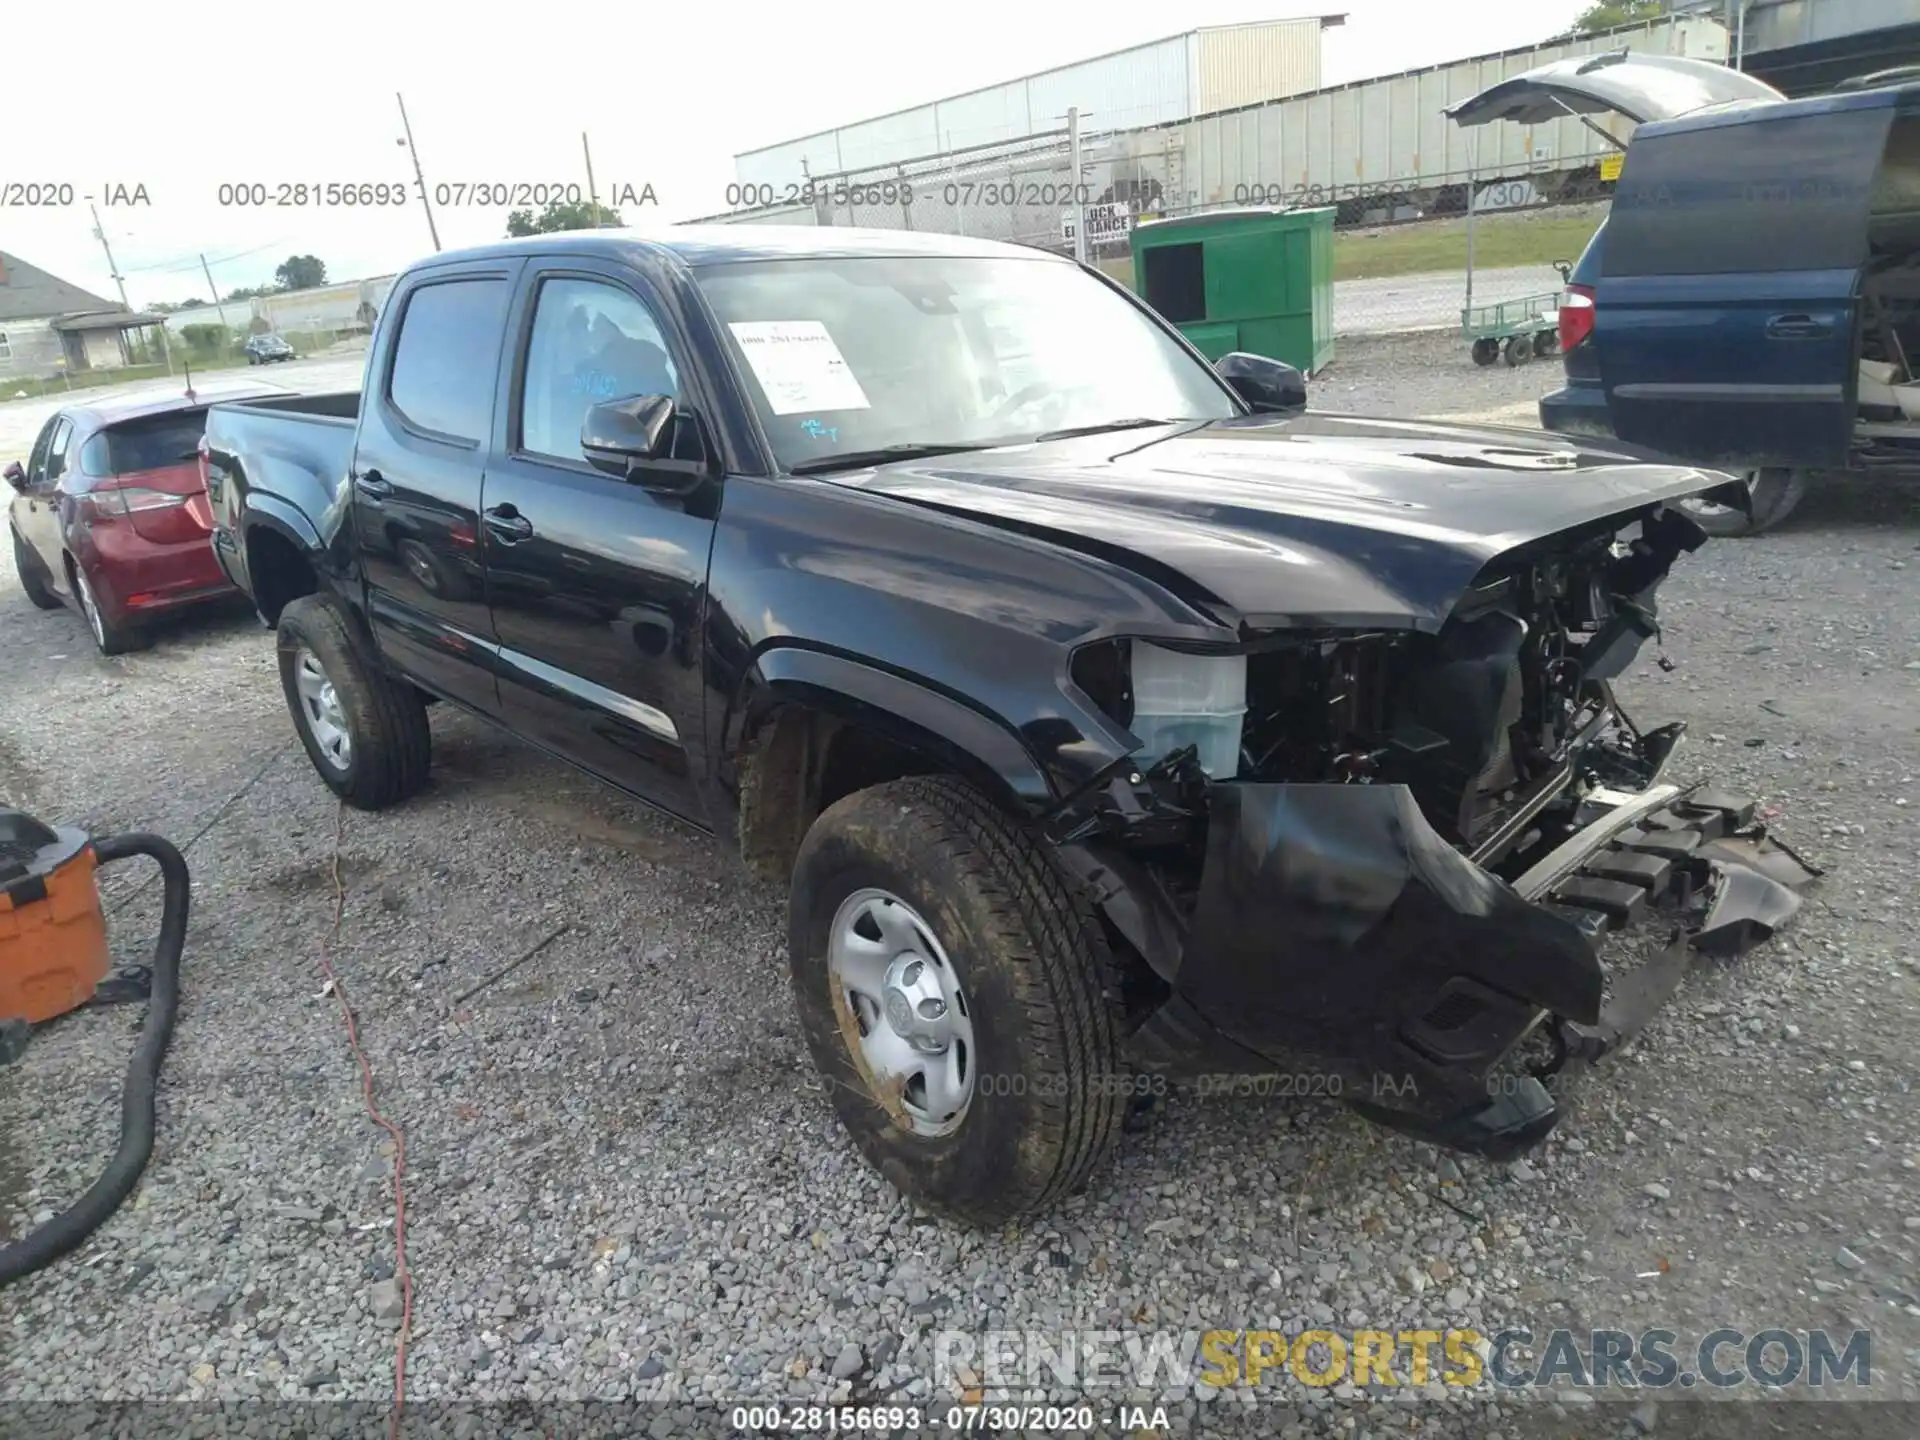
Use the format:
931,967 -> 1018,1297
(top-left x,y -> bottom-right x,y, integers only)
219,390 -> 361,425
202,391 -> 362,610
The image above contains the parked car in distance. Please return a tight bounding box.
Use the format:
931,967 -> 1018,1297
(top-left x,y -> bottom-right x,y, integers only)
5,379 -> 291,653
245,334 -> 296,365
206,227 -> 1777,1227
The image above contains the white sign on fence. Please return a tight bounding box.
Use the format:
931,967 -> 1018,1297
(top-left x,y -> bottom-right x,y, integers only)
1470,178 -> 1542,214
1062,203 -> 1133,244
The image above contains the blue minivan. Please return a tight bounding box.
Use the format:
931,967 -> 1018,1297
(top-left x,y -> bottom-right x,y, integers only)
1453,53 -> 1920,534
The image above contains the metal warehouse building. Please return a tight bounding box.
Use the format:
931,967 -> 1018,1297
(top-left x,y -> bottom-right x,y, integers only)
697,12 -> 1735,255
733,17 -> 1347,188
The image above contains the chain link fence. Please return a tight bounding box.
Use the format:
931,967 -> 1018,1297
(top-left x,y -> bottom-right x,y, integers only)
697,133 -> 1624,339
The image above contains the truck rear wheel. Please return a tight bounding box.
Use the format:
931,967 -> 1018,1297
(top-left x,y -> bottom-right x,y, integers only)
787,776 -> 1126,1227
1681,468 -> 1808,537
276,594 -> 431,810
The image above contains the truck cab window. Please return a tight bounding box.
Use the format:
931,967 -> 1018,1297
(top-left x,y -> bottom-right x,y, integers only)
519,277 -> 679,464
387,278 -> 510,443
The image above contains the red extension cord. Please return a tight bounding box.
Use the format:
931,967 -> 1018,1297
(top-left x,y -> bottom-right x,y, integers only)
314,802 -> 412,1438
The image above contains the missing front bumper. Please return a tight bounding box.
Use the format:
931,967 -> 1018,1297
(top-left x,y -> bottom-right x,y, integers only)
1126,775 -> 1821,1160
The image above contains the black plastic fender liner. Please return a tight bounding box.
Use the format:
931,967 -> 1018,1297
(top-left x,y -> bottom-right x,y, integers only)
0,833 -> 189,1287
1177,783 -> 1603,1103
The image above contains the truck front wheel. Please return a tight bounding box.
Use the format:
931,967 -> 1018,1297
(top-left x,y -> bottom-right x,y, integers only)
788,776 -> 1127,1227
276,594 -> 431,810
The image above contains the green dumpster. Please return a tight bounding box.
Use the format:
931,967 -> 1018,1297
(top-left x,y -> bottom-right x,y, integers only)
1129,207 -> 1335,375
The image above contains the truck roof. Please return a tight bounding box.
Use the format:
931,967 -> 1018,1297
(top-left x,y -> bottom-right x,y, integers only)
414,225 -> 1070,271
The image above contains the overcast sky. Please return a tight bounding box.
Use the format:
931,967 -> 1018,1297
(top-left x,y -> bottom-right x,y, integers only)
5,0 -> 1589,308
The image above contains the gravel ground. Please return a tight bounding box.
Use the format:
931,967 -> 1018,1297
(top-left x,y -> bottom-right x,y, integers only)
3,338 -> 1919,1439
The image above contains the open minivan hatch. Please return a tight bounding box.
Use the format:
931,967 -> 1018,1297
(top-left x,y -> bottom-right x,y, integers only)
1451,52 -> 1920,491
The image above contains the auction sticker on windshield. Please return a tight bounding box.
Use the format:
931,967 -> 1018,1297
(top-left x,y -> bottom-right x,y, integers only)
727,320 -> 871,414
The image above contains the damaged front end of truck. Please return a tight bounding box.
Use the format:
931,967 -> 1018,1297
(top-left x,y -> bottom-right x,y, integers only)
1045,499 -> 1821,1159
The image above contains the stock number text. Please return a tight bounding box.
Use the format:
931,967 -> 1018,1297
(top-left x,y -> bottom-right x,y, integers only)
218,182 -> 410,208
1235,181 -> 1414,208
727,181 -> 915,209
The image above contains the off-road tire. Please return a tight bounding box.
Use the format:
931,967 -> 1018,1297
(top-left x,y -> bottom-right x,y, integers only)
11,527 -> 62,610
1685,468 -> 1808,538
788,776 -> 1127,1227
276,593 -> 431,809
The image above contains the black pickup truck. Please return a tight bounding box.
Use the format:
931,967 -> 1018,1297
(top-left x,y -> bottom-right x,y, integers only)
203,227 -> 1815,1226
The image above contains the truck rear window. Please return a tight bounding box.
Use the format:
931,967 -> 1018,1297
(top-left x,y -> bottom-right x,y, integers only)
78,411 -> 208,477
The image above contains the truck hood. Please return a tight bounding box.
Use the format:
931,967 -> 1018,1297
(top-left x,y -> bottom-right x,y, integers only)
1445,51 -> 1784,128
823,413 -> 1731,630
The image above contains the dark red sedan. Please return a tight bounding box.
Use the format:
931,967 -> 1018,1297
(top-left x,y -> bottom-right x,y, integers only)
6,379 -> 291,654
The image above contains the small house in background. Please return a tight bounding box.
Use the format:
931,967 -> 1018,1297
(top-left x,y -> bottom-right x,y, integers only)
0,251 -> 167,381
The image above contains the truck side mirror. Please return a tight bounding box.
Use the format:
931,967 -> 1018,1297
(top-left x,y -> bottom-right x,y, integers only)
1216,353 -> 1307,414
3,461 -> 25,494
581,395 -> 710,491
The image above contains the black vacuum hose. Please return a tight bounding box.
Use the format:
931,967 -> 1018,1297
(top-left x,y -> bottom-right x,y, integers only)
0,832 -> 189,1287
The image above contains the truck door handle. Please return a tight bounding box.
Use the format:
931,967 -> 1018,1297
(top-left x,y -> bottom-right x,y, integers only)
355,470 -> 394,500
483,504 -> 534,543
1766,314 -> 1831,340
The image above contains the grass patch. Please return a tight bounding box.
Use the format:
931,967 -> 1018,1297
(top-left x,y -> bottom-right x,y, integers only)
1094,208 -> 1603,291
1335,209 -> 1601,282
0,360 -> 248,401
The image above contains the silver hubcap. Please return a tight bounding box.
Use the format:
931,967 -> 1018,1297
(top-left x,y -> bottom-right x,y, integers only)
827,889 -> 974,1136
76,569 -> 105,647
294,647 -> 352,771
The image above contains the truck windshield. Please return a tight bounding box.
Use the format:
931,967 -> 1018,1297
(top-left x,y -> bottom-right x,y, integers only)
693,254 -> 1239,472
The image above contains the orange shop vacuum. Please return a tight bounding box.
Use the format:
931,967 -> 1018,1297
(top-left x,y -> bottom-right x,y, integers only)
0,805 -> 190,1287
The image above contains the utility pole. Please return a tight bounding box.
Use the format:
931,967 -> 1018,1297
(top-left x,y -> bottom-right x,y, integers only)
90,203 -> 167,373
396,92 -> 442,252
582,133 -> 603,226
1068,107 -> 1087,265
89,204 -> 131,309
199,254 -> 232,331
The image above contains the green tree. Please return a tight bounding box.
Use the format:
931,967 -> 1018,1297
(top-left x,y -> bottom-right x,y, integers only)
1572,0 -> 1668,32
505,199 -> 623,237
274,254 -> 328,290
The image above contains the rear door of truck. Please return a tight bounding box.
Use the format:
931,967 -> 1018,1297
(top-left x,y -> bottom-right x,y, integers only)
350,258 -> 521,710
1594,93 -> 1892,470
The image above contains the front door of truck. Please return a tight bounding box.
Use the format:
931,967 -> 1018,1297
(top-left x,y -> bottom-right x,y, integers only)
1594,99 -> 1887,470
351,261 -> 521,711
478,259 -> 715,825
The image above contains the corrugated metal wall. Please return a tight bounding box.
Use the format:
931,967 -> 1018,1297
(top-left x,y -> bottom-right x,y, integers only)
1194,20 -> 1324,114
1746,0 -> 1920,52
1146,15 -> 1728,210
694,14 -> 1734,238
735,22 -> 1326,189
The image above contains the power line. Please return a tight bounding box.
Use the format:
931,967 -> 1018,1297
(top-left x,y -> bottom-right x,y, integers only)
121,239 -> 295,276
